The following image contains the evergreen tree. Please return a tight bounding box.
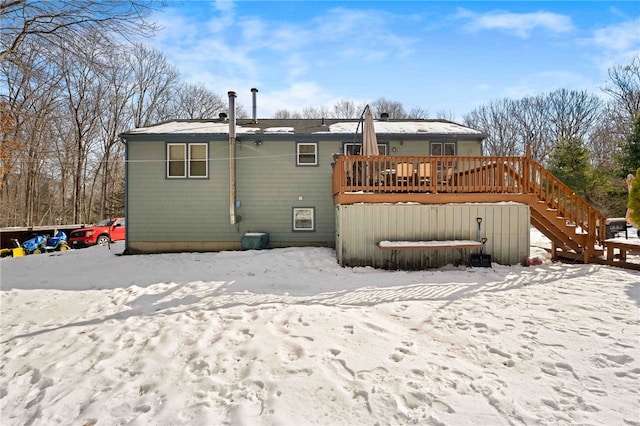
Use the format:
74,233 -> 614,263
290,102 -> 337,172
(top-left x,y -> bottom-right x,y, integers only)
628,168 -> 640,226
618,114 -> 640,177
547,137 -> 591,196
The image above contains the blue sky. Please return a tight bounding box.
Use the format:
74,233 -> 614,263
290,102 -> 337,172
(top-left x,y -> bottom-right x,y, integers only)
149,1 -> 640,120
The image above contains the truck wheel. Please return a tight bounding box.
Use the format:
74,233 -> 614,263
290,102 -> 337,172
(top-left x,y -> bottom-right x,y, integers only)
96,235 -> 110,246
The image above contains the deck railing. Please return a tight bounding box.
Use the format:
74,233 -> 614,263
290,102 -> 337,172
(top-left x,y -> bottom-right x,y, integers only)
332,152 -> 607,248
332,155 -> 530,194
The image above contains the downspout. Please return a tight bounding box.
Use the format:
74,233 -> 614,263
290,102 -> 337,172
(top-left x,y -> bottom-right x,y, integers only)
228,91 -> 237,225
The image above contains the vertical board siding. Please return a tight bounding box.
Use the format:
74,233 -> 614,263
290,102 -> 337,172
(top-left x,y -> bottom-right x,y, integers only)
336,203 -> 529,269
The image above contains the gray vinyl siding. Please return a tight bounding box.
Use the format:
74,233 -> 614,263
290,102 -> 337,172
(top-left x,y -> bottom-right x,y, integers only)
382,140 -> 480,157
234,140 -> 339,244
126,139 -> 341,246
126,140 -> 230,242
457,140 -> 482,156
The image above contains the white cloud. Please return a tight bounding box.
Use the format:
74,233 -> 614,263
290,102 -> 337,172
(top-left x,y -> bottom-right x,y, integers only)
589,17 -> 640,51
208,0 -> 236,33
456,8 -> 574,38
580,17 -> 640,75
258,82 -> 334,116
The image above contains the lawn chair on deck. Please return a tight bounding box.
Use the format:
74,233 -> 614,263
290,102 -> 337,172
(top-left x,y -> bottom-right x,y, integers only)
395,163 -> 415,187
417,163 -> 431,186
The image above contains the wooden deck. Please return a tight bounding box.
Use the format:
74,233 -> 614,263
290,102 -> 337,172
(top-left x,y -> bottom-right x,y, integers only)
331,150 -> 628,267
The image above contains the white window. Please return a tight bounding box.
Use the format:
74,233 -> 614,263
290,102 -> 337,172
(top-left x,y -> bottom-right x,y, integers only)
189,144 -> 208,177
167,144 -> 186,177
167,143 -> 208,178
430,142 -> 456,156
343,143 -> 387,155
297,143 -> 318,165
293,207 -> 315,231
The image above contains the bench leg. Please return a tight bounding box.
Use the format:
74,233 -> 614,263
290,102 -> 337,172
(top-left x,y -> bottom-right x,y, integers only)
384,250 -> 399,270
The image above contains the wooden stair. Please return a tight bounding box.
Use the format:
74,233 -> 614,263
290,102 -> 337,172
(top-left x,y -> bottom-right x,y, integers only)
529,200 -> 603,263
522,152 -> 606,264
332,148 -> 632,267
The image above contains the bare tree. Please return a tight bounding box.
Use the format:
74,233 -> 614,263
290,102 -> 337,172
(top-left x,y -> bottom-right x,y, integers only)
602,55 -> 640,129
333,99 -> 360,118
56,32 -> 108,223
95,45 -> 136,219
544,88 -> 602,143
435,110 -> 455,121
273,109 -> 301,119
512,95 -> 553,161
0,0 -> 162,63
371,97 -> 406,119
128,43 -> 180,127
0,41 -> 64,226
464,90 -> 603,163
588,106 -> 622,169
172,82 -> 225,120
464,99 -> 522,157
298,105 -> 330,119
408,107 -> 429,119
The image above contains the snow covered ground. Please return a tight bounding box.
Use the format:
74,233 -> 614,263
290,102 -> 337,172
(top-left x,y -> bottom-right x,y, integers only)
1,228 -> 639,425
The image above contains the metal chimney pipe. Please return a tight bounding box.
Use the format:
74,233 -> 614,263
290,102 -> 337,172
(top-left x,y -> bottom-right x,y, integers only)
228,91 -> 237,225
251,88 -> 258,123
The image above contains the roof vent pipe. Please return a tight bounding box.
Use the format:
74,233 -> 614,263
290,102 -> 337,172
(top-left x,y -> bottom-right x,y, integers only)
251,87 -> 258,123
228,91 -> 237,225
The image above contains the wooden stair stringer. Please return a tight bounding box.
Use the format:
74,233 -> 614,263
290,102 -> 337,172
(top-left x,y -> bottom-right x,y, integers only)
527,196 -> 597,262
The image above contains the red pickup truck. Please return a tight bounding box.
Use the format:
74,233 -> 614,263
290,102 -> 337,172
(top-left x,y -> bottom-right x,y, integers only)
68,217 -> 126,248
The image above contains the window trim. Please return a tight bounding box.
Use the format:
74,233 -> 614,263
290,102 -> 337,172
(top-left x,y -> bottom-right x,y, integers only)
167,143 -> 186,178
166,142 -> 209,179
296,142 -> 318,166
430,142 -> 456,156
343,142 -> 388,155
188,143 -> 208,178
292,207 -> 315,231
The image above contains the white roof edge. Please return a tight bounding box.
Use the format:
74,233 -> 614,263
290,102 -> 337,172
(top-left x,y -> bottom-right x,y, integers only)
124,120 -> 483,136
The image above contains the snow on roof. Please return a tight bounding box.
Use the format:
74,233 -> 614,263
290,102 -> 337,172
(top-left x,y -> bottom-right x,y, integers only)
125,121 -> 261,134
126,121 -> 229,134
125,119 -> 483,136
327,121 -> 483,135
264,127 -> 295,134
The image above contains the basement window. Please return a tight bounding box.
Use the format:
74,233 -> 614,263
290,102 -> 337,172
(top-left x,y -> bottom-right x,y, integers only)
293,207 -> 315,231
167,143 -> 208,178
297,142 -> 318,165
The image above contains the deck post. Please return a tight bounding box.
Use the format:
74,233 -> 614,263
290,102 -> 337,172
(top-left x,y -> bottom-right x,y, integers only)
523,145 -> 531,194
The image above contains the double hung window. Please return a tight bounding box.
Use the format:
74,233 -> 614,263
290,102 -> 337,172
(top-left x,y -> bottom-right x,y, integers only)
297,143 -> 318,165
343,143 -> 387,155
167,143 -> 208,178
430,142 -> 455,156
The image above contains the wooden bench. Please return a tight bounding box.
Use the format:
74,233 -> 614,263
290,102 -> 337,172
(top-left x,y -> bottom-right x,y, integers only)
376,240 -> 485,268
603,238 -> 640,270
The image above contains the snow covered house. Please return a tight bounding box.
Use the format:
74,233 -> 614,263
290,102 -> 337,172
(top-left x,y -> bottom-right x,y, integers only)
119,91 -> 607,269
